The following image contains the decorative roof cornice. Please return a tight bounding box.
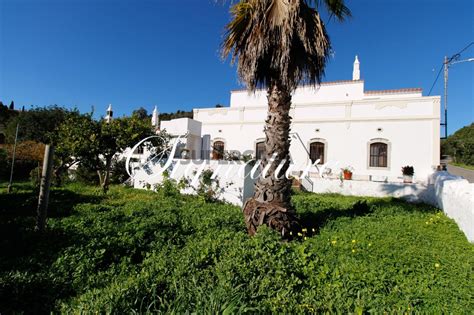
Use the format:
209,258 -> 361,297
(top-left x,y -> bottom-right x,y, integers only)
364,88 -> 422,95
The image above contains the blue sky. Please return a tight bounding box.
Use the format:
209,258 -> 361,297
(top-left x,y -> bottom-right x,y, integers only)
0,0 -> 472,135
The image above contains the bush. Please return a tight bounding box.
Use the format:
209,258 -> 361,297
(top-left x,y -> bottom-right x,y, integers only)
109,158 -> 129,184
74,164 -> 100,185
0,148 -> 8,179
29,165 -> 42,188
0,141 -> 44,181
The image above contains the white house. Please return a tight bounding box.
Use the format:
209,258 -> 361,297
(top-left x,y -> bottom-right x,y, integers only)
180,56 -> 440,183
125,56 -> 440,185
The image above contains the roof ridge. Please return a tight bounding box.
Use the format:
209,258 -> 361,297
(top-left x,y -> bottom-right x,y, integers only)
364,88 -> 422,95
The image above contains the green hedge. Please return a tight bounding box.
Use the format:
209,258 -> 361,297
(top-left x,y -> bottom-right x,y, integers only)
0,184 -> 473,313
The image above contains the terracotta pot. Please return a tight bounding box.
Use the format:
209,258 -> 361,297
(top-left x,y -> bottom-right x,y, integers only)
292,178 -> 301,189
343,171 -> 352,180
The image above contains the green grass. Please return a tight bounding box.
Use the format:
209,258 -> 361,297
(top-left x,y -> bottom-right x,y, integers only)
450,162 -> 474,171
1,182 -> 473,313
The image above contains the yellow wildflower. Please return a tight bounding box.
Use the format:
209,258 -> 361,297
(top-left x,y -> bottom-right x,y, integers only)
352,249 -> 356,253
304,237 -> 307,240
311,228 -> 316,232
368,243 -> 372,247
331,240 -> 337,245
297,232 -> 303,237
302,228 -> 307,232
352,239 -> 356,243
435,263 -> 440,268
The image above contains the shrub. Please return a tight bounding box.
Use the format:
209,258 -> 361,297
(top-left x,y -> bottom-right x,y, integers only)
29,165 -> 42,188
74,163 -> 100,185
0,147 -> 8,179
109,158 -> 129,184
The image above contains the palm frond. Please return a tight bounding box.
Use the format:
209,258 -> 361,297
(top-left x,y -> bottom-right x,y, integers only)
310,0 -> 352,21
222,0 -> 334,91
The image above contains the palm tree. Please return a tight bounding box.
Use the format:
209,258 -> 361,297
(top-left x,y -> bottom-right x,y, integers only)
222,0 -> 350,237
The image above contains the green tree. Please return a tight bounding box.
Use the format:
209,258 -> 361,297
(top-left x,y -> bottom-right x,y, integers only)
54,111 -> 98,185
94,116 -> 155,193
5,105 -> 68,144
159,110 -> 193,121
132,107 -> 149,120
0,102 -> 18,127
55,112 -> 161,192
222,0 -> 350,236
442,123 -> 474,166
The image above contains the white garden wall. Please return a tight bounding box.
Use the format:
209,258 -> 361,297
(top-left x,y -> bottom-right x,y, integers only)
428,172 -> 474,242
133,159 -> 257,206
309,178 -> 435,203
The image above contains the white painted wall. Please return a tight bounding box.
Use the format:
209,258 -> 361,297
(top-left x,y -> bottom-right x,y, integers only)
160,118 -> 202,158
133,159 -> 257,206
429,172 -> 474,242
161,118 -> 201,137
229,81 -> 366,107
194,80 -> 440,182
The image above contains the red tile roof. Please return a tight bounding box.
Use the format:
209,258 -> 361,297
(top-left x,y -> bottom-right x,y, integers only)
364,88 -> 422,95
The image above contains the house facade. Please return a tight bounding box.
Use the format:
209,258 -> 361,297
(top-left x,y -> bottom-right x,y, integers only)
180,57 -> 441,182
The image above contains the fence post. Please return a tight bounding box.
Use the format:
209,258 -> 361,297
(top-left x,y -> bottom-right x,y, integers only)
35,145 -> 54,232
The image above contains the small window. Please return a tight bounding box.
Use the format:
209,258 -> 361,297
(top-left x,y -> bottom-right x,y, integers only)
255,141 -> 265,160
310,142 -> 325,164
134,146 -> 144,155
212,141 -> 225,160
369,142 -> 388,167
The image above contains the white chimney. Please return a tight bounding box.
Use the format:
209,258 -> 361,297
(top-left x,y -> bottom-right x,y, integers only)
151,105 -> 160,130
105,104 -> 113,123
352,55 -> 360,81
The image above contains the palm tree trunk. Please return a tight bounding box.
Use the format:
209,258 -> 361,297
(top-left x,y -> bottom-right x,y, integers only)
242,83 -> 299,237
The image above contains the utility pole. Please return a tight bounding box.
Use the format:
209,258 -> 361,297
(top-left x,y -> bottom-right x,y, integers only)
7,122 -> 20,193
443,56 -> 448,139
442,55 -> 474,139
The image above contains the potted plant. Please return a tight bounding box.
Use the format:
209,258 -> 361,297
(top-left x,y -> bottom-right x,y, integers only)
180,148 -> 190,159
401,165 -> 414,183
290,176 -> 301,190
341,166 -> 354,180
